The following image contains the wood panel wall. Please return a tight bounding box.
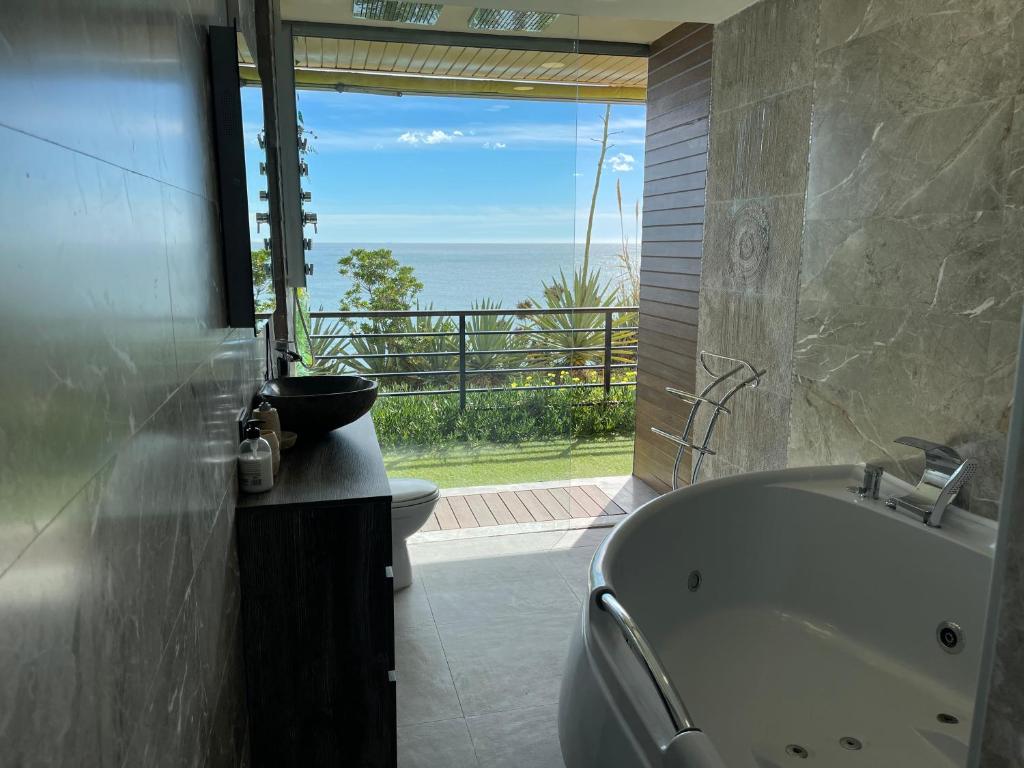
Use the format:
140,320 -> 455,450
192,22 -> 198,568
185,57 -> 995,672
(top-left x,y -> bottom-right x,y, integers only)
632,23 -> 713,493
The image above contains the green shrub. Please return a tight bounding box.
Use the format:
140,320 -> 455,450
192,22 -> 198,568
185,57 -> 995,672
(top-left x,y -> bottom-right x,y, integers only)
371,385 -> 635,447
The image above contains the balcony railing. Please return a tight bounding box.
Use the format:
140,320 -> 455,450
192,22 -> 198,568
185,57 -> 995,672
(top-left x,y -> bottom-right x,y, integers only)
263,306 -> 639,409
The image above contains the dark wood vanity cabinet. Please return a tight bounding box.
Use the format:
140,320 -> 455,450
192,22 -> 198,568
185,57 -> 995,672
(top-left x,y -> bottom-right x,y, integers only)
236,415 -> 395,767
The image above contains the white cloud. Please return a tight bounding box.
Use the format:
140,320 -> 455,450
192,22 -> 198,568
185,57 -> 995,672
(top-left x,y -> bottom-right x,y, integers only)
608,152 -> 635,172
483,141 -> 507,149
398,128 -> 462,145
313,115 -> 646,152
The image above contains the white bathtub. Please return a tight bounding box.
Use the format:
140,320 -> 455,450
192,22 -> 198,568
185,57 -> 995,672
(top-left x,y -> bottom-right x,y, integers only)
558,465 -> 996,768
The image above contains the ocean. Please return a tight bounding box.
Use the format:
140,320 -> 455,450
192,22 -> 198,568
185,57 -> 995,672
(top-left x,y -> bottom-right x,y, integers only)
290,242 -> 631,311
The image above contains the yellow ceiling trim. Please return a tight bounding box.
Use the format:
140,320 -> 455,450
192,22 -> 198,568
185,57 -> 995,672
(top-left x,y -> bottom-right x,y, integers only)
239,65 -> 646,103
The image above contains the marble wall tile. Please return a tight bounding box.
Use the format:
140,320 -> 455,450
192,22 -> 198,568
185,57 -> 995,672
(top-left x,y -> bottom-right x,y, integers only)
789,320 -> 1014,517
800,213 -> 1022,321
817,0 -> 1021,53
710,0 -> 818,113
815,6 -> 1020,115
805,98 -> 1015,221
0,356 -> 258,766
706,86 -> 814,202
0,129 -> 179,573
0,1 -> 259,766
0,469 -> 108,767
0,0 -> 224,199
1010,98 -> 1024,208
163,186 -> 231,381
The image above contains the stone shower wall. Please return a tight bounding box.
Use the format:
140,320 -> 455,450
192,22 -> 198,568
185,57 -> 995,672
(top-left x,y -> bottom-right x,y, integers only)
790,0 -> 1024,518
698,0 -> 1023,516
695,0 -> 818,480
0,0 -> 261,764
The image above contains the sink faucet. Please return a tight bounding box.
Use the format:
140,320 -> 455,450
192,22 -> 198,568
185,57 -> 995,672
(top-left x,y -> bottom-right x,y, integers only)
273,340 -> 301,377
884,437 -> 978,527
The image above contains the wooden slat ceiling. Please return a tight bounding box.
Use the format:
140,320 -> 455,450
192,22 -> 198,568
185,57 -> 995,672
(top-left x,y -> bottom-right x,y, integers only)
238,34 -> 647,101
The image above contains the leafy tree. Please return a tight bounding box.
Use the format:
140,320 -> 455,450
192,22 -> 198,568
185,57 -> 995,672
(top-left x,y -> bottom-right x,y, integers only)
338,247 -> 424,328
251,248 -> 274,312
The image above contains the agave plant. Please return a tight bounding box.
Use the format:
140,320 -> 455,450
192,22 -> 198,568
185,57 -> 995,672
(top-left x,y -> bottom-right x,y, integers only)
527,266 -> 620,383
465,299 -> 522,387
308,305 -> 458,391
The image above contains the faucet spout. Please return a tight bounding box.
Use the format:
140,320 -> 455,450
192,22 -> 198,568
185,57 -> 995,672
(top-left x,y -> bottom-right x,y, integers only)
884,437 -> 978,527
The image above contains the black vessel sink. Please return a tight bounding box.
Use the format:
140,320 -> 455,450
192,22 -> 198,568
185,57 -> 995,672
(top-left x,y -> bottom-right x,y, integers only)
259,375 -> 378,434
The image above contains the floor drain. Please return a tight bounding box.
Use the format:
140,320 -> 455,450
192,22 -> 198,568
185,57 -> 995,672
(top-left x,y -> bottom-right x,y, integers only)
687,570 -> 702,592
937,713 -> 960,725
839,737 -> 862,751
785,744 -> 809,759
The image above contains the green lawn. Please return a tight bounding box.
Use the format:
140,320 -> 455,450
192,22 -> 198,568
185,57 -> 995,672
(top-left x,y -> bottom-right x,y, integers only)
382,437 -> 635,488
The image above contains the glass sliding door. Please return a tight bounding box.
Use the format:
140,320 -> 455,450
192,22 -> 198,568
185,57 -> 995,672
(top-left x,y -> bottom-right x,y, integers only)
567,59 -> 646,520
280,18 -> 583,514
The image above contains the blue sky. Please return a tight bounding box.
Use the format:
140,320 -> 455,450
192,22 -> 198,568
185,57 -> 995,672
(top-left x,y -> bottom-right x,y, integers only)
243,88 -> 646,243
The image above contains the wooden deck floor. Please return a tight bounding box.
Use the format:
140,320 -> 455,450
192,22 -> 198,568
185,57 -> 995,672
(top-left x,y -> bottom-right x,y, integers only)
420,484 -> 628,532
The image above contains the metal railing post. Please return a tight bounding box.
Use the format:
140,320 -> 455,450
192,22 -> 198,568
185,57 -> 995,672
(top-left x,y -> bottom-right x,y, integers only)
603,310 -> 613,396
458,313 -> 467,411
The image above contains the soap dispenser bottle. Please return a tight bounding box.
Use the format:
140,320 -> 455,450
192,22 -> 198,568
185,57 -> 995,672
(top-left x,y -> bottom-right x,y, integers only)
254,399 -> 282,442
238,419 -> 274,493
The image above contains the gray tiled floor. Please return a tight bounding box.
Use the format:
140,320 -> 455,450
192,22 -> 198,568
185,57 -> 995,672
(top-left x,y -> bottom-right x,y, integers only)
395,525 -> 618,767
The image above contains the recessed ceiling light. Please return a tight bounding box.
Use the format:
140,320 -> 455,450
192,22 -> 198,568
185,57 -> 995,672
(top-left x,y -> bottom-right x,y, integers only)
468,8 -> 558,32
513,85 -> 534,91
352,0 -> 442,25
539,61 -> 565,69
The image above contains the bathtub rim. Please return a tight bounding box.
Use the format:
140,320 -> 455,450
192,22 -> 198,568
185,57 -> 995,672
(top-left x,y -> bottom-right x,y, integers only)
590,463 -> 997,601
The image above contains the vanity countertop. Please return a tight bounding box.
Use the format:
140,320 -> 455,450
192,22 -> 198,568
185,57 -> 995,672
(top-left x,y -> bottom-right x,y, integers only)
237,413 -> 391,510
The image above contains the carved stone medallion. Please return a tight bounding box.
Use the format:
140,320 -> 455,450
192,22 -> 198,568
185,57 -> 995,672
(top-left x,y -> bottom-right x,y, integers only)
728,203 -> 770,288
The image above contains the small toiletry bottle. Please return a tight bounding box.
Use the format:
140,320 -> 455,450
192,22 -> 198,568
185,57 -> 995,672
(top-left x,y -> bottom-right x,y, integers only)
238,419 -> 274,493
254,400 -> 282,442
260,427 -> 281,477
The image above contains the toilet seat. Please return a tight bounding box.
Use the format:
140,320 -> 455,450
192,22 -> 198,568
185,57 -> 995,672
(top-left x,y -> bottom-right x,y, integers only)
391,478 -> 440,514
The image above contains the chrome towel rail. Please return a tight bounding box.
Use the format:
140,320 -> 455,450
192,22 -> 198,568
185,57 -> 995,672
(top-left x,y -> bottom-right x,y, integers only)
596,589 -> 697,734
652,351 -> 766,488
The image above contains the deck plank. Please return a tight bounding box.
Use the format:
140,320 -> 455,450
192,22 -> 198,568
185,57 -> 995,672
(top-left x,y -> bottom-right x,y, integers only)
534,488 -> 571,520
430,483 -> 635,531
433,498 -> 460,530
568,486 -> 605,517
482,492 -> 517,525
447,495 -> 479,528
580,485 -> 628,516
515,490 -> 554,521
499,491 -> 535,523
466,494 -> 499,526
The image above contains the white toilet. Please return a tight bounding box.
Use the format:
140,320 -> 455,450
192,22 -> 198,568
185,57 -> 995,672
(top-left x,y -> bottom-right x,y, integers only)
389,478 -> 440,591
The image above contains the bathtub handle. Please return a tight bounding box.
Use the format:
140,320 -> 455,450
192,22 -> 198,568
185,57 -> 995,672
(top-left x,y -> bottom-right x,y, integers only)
596,590 -> 697,734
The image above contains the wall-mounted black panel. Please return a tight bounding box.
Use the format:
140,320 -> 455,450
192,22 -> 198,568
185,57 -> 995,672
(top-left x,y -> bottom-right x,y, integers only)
209,25 -> 256,329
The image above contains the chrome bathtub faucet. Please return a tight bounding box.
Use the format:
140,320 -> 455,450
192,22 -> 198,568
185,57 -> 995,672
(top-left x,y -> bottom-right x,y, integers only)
849,464 -> 884,499
884,437 -> 979,528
